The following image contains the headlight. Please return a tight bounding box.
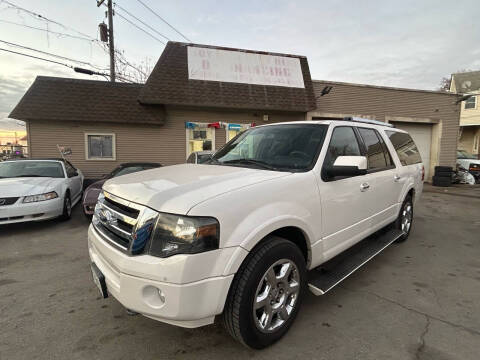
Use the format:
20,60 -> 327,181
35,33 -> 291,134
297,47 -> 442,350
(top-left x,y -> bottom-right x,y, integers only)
147,213 -> 219,258
23,191 -> 58,203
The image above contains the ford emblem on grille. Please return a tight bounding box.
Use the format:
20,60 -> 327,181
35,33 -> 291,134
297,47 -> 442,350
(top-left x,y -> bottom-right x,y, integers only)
97,208 -> 117,226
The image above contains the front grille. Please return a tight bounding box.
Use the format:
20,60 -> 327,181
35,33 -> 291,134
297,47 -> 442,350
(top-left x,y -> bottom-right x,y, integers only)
93,192 -> 149,253
0,197 -> 19,206
104,196 -> 140,218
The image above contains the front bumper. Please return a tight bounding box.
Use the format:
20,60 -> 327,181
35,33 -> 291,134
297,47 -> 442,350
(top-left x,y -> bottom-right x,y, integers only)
88,225 -> 240,328
0,197 -> 63,224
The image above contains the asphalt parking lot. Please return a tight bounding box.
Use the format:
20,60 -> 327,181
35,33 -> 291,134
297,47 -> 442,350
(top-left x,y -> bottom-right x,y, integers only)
1,189 -> 479,360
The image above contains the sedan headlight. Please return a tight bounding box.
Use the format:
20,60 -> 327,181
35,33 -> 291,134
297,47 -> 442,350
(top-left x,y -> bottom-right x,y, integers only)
23,191 -> 58,203
147,213 -> 219,258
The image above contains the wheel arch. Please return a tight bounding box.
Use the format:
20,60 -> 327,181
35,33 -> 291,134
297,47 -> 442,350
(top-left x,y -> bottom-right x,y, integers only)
223,221 -> 314,276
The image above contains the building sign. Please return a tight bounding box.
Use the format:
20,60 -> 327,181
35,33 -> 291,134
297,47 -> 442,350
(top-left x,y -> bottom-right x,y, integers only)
187,46 -> 305,88
57,145 -> 72,156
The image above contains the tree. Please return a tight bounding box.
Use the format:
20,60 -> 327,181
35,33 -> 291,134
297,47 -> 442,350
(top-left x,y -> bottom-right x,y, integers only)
114,50 -> 154,84
438,69 -> 472,92
438,76 -> 451,92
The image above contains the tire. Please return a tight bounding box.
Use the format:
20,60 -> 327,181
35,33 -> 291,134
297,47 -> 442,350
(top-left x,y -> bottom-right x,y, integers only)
395,195 -> 413,243
223,236 -> 306,349
432,175 -> 452,187
59,193 -> 72,221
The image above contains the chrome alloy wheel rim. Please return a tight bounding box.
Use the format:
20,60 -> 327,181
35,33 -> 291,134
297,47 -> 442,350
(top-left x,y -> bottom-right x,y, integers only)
253,259 -> 300,333
401,203 -> 412,233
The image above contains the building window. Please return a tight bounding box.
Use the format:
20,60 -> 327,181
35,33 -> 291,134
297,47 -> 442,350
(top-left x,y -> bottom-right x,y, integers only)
85,133 -> 116,160
465,96 -> 476,110
186,126 -> 214,158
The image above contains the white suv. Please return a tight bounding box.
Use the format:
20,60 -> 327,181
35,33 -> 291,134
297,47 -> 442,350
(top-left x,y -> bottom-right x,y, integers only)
88,118 -> 424,349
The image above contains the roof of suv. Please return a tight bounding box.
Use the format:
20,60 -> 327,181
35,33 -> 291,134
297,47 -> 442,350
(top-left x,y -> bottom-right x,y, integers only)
257,120 -> 407,133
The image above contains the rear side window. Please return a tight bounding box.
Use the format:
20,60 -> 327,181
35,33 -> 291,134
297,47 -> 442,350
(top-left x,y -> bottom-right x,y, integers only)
385,131 -> 422,166
357,128 -> 390,170
323,126 -> 361,168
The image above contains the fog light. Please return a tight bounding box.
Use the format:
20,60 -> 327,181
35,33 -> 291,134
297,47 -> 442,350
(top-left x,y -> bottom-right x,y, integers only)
142,285 -> 166,308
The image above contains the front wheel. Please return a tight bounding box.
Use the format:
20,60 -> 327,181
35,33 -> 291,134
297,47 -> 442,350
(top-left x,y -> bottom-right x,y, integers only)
395,195 -> 413,242
59,193 -> 72,221
223,236 -> 306,349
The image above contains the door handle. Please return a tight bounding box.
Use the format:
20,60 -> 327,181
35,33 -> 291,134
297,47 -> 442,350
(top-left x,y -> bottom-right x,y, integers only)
360,182 -> 370,191
394,175 -> 401,182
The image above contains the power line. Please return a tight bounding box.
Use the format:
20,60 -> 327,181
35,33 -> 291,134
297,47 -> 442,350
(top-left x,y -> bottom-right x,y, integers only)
115,11 -> 166,45
0,39 -> 107,70
0,48 -> 110,80
0,0 -> 94,40
135,0 -> 191,42
0,19 -> 95,42
114,3 -> 170,42
0,47 -> 74,68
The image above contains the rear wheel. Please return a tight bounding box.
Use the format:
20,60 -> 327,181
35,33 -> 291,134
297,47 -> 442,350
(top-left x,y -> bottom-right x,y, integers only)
59,193 -> 72,221
395,195 -> 413,242
223,236 -> 306,349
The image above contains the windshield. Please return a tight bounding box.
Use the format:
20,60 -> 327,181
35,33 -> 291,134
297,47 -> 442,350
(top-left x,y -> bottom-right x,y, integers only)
0,161 -> 64,178
457,150 -> 477,159
110,165 -> 153,178
211,124 -> 328,171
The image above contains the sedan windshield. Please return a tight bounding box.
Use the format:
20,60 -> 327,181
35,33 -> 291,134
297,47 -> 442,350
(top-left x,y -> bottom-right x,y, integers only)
211,124 -> 328,171
0,161 -> 64,178
110,166 -> 148,178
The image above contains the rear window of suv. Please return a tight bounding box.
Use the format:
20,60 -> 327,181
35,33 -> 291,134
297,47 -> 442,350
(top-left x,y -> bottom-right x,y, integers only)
385,131 -> 422,166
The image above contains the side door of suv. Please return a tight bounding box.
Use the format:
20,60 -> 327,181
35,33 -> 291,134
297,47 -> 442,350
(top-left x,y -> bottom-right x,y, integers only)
319,126 -> 378,260
356,127 -> 402,229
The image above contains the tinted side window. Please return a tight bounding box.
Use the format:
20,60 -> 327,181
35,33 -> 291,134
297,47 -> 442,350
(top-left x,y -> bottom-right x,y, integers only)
358,128 -> 387,170
377,132 -> 394,166
324,126 -> 361,168
65,162 -> 76,177
385,131 -> 422,166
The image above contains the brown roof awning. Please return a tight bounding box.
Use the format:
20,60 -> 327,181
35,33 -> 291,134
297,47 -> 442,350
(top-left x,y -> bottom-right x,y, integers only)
9,77 -> 165,124
138,42 -> 317,112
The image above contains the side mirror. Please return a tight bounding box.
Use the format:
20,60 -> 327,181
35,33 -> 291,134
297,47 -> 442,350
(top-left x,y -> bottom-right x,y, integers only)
325,156 -> 368,178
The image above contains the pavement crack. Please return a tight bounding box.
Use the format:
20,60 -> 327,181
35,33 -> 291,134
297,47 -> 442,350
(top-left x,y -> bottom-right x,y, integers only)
341,286 -> 480,337
415,315 -> 430,360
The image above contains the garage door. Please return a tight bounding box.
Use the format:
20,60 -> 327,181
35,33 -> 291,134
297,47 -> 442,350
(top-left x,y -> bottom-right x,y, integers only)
391,122 -> 432,179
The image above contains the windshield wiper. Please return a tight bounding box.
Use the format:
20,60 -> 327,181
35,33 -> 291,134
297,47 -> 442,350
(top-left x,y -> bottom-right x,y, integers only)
222,159 -> 277,171
17,174 -> 44,177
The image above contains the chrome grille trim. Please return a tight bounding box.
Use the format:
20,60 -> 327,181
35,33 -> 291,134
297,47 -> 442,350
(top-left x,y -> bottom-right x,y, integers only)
93,191 -> 152,253
104,191 -> 144,212
93,223 -> 128,251
96,201 -> 137,226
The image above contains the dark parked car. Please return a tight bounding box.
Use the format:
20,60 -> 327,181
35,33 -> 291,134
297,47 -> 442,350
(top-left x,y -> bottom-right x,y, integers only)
186,151 -> 213,164
82,162 -> 161,216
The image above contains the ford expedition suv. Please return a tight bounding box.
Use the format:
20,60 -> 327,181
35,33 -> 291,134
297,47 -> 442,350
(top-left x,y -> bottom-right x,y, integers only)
88,118 -> 424,349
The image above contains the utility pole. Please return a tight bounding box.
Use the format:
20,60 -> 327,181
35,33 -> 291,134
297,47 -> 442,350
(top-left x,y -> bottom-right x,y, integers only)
97,0 -> 115,82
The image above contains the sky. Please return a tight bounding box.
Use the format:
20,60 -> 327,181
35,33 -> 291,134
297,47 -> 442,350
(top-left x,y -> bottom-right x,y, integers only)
1,0 -> 479,131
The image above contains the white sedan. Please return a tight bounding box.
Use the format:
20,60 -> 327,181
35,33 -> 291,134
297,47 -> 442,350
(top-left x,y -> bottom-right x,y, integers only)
0,159 -> 83,224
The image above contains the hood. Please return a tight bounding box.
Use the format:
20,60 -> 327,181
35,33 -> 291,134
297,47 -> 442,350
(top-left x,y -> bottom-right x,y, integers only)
86,179 -> 107,191
84,180 -> 106,204
457,158 -> 480,166
0,177 -> 63,198
103,164 -> 291,214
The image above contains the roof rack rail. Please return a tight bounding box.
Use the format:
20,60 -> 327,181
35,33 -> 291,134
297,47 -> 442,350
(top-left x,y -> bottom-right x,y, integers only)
342,116 -> 394,128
